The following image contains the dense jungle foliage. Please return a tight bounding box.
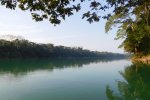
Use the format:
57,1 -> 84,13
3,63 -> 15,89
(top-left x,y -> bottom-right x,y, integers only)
1,0 -> 150,57
0,39 -> 126,58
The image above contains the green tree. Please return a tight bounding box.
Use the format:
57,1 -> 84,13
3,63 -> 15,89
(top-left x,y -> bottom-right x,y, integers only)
1,0 -> 150,55
1,0 -> 148,24
0,38 -> 126,58
105,0 -> 150,56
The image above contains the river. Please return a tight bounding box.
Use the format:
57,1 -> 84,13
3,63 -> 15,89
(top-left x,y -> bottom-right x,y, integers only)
0,58 -> 149,100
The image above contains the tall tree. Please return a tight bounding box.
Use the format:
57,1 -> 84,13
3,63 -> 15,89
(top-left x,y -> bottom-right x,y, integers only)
105,0 -> 150,55
1,0 -> 150,55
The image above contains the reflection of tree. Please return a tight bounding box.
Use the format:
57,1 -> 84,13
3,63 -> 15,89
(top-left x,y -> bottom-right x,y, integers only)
106,63 -> 150,100
0,58 -> 116,75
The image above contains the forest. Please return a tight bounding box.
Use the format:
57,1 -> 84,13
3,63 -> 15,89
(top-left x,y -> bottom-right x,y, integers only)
1,0 -> 150,59
0,39 -> 126,59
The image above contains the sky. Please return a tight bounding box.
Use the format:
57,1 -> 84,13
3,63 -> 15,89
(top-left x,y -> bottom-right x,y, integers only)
0,4 -> 124,53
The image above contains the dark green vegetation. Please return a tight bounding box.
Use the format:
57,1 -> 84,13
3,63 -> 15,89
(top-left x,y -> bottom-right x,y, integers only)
1,0 -> 147,25
0,39 -> 126,58
106,63 -> 150,100
1,0 -> 150,57
106,0 -> 150,57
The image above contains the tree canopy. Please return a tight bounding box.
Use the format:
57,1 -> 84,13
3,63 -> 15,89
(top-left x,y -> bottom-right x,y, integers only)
1,0 -> 148,24
0,38 -> 126,58
1,0 -> 150,56
105,0 -> 150,56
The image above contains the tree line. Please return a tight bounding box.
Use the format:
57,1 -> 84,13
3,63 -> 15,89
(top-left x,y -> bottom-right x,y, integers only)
1,0 -> 149,58
0,39 -> 126,58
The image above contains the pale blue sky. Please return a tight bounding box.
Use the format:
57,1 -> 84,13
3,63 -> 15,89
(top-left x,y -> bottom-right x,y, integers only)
0,4 -> 124,53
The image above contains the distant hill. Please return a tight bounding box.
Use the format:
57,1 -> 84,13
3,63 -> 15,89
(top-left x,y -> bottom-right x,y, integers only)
0,39 -> 128,59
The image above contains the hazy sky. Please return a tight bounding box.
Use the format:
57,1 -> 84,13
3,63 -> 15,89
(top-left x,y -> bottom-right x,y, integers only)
0,4 -> 124,53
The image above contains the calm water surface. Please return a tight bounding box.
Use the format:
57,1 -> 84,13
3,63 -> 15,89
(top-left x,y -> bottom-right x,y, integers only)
0,59 -> 149,100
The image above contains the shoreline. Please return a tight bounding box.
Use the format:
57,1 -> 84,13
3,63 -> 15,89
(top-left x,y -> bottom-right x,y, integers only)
132,56 -> 150,64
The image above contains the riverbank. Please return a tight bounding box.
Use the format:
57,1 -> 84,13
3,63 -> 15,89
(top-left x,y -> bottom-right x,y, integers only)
132,56 -> 150,64
0,39 -> 127,59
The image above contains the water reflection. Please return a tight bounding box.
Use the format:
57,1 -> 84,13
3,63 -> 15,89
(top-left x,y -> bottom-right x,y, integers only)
0,59 -> 130,100
0,58 -> 120,75
106,63 -> 150,100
